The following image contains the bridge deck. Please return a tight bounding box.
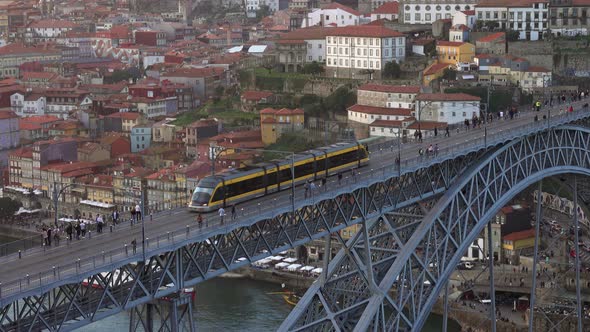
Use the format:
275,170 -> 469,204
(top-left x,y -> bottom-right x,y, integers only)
1,101 -> 588,305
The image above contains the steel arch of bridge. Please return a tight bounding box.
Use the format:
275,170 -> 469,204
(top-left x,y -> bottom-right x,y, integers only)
281,125 -> 590,332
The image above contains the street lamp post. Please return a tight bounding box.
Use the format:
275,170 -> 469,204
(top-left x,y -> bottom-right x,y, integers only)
53,181 -> 76,227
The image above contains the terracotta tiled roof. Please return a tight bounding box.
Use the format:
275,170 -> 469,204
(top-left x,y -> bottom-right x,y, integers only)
358,83 -> 420,94
29,19 -> 79,29
416,93 -> 481,102
106,112 -> 142,120
348,104 -> 413,116
321,2 -> 361,16
437,41 -> 467,47
369,119 -> 404,127
477,32 -> 505,43
461,10 -> 476,15
372,2 -> 398,14
279,26 -> 334,41
20,122 -> 41,130
10,147 -> 33,158
100,134 -> 128,146
269,24 -> 289,31
0,110 -> 17,119
424,62 -> 451,76
22,115 -> 60,124
503,228 -> 535,242
22,71 -> 58,80
242,90 -> 273,100
328,25 -> 403,37
526,66 -> 551,73
0,43 -> 60,56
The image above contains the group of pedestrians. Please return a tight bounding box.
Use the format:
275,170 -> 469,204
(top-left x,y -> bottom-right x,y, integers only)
39,202 -> 142,247
418,143 -> 439,158
41,226 -> 60,246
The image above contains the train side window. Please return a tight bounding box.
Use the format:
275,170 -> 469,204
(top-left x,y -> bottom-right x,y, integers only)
212,187 -> 225,202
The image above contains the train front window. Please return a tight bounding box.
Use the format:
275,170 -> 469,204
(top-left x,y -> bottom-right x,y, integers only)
192,187 -> 214,205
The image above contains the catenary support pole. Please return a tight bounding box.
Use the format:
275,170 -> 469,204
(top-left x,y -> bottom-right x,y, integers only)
529,181 -> 543,332
573,176 -> 583,332
443,281 -> 449,332
488,221 -> 497,332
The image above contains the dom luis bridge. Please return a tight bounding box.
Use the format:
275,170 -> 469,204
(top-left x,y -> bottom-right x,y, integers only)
1,102 -> 590,331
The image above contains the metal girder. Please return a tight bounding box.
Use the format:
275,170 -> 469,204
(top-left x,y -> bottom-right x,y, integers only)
129,293 -> 195,332
281,125 -> 590,332
0,149 -> 476,331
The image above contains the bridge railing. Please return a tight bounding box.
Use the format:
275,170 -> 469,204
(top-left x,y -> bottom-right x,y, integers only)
0,101 -> 589,302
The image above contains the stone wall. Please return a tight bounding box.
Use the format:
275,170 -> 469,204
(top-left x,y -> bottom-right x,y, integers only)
507,41 -> 554,70
507,39 -> 590,76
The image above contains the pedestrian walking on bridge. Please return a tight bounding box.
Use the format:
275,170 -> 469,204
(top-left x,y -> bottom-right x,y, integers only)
219,207 -> 226,224
231,205 -> 237,220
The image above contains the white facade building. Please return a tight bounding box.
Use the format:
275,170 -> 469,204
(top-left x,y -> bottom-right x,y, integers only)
416,93 -> 480,124
302,3 -> 361,28
400,0 -> 477,24
462,238 -> 485,261
475,0 -> 548,41
325,25 -> 406,79
10,93 -> 46,117
348,104 -> 413,124
246,0 -> 260,12
452,9 -> 477,28
27,20 -> 79,40
306,38 -> 325,62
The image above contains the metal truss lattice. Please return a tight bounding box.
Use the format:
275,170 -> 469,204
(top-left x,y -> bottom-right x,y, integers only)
281,126 -> 590,332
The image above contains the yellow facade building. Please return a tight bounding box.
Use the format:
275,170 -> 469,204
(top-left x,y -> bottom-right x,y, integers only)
260,108 -> 305,145
436,41 -> 475,65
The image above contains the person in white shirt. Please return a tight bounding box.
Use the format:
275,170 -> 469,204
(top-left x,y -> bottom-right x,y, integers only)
135,204 -> 141,221
80,220 -> 86,238
219,207 -> 226,224
96,215 -> 104,233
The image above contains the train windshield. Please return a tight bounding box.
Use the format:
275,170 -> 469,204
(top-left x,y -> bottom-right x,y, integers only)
192,187 -> 214,205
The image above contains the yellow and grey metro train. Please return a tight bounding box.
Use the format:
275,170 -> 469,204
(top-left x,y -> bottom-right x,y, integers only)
189,141 -> 370,212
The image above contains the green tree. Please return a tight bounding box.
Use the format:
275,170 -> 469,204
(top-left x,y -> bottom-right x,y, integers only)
475,21 -> 484,31
301,61 -> 325,75
506,30 -> 520,41
324,86 -> 356,115
0,197 -> 22,222
256,4 -> 270,18
484,21 -> 499,30
442,68 -> 457,81
382,61 -> 402,79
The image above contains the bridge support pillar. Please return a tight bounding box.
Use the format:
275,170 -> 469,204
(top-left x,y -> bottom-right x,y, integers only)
129,292 -> 195,332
